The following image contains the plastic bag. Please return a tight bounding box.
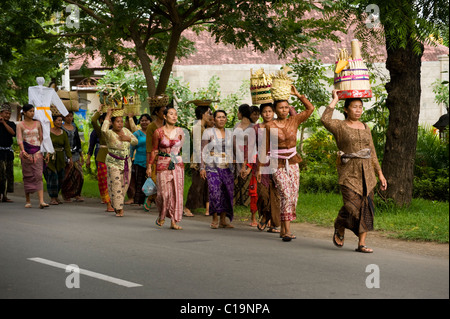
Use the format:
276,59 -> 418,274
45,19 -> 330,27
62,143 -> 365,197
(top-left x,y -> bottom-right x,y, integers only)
142,177 -> 157,196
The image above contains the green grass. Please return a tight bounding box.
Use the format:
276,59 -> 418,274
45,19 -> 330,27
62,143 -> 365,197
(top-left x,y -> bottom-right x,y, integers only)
292,192 -> 449,243
13,164 -> 449,243
184,174 -> 449,243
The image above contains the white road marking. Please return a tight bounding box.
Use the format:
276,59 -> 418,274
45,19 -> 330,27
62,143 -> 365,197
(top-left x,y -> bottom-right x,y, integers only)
28,257 -> 142,288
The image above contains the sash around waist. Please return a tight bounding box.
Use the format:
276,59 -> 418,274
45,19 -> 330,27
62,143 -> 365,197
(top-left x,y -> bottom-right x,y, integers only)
338,148 -> 371,164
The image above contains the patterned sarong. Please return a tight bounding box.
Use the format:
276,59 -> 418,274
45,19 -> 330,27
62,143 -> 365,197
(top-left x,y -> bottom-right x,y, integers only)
272,164 -> 300,222
20,142 -> 43,194
185,168 -> 209,211
207,167 -> 234,221
257,177 -> 281,227
44,167 -> 64,198
97,162 -> 110,203
335,185 -> 374,236
62,161 -> 84,199
155,165 -> 184,223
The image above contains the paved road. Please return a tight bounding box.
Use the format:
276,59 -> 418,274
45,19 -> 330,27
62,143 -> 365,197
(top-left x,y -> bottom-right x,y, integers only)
0,194 -> 448,301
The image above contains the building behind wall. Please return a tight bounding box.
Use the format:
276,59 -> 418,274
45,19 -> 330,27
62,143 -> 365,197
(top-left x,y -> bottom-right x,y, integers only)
68,30 -> 449,126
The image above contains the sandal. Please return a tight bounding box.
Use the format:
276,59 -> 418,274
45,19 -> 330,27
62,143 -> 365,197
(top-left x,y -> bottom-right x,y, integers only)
257,217 -> 269,231
333,229 -> 344,248
25,203 -> 32,208
282,234 -> 296,242
114,208 -> 124,217
210,222 -> 219,229
170,224 -> 183,230
355,245 -> 373,253
280,233 -> 296,239
39,203 -> 49,209
183,208 -> 194,217
267,227 -> 280,233
155,218 -> 165,227
143,197 -> 151,212
219,223 -> 234,229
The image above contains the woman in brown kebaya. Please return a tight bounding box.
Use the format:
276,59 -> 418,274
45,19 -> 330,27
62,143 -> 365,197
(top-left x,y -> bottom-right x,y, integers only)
321,90 -> 387,253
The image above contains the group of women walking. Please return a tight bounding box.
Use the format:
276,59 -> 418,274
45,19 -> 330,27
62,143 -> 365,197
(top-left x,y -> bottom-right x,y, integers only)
5,86 -> 387,252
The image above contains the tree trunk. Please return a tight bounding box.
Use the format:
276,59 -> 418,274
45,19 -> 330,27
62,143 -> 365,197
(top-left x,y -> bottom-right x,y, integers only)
130,29 -> 156,97
382,38 -> 424,206
135,44 -> 156,97
155,27 -> 182,95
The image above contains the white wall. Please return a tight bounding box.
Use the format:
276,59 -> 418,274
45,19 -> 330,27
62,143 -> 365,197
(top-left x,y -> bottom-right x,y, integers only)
172,56 -> 449,126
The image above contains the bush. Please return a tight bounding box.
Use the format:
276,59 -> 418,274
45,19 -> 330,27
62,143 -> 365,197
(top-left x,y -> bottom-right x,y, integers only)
413,175 -> 449,201
413,126 -> 449,201
299,173 -> 339,193
301,129 -> 338,174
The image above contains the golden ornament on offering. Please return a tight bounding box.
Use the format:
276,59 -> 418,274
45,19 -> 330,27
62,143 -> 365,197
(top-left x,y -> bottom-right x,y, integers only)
333,39 -> 372,100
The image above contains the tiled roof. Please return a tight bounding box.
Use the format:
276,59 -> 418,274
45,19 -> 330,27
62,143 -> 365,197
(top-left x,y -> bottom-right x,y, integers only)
69,29 -> 449,71
174,30 -> 449,66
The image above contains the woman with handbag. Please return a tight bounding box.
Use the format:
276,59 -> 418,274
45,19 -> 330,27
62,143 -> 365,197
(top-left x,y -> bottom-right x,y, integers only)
147,106 -> 185,230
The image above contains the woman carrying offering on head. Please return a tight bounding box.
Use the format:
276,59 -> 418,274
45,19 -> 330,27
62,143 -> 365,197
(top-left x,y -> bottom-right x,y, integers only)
184,105 -> 213,217
321,90 -> 387,253
263,86 -> 314,241
101,108 -> 138,217
254,102 -> 298,234
91,106 -> 114,212
61,111 -> 84,202
44,114 -> 72,205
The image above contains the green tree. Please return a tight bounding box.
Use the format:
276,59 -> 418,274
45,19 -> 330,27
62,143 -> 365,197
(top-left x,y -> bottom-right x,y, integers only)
337,0 -> 449,206
57,0 -> 344,97
287,57 -> 331,156
0,0 -> 66,103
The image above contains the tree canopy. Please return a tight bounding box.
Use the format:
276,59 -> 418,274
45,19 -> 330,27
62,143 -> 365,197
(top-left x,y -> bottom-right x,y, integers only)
58,0 -> 344,97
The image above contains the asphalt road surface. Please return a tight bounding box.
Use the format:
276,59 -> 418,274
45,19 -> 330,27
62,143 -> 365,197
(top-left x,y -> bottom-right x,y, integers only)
1,194 -> 448,302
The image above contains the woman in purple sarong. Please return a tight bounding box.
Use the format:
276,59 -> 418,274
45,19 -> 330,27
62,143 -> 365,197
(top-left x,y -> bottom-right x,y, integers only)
16,104 -> 49,209
200,110 -> 234,229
